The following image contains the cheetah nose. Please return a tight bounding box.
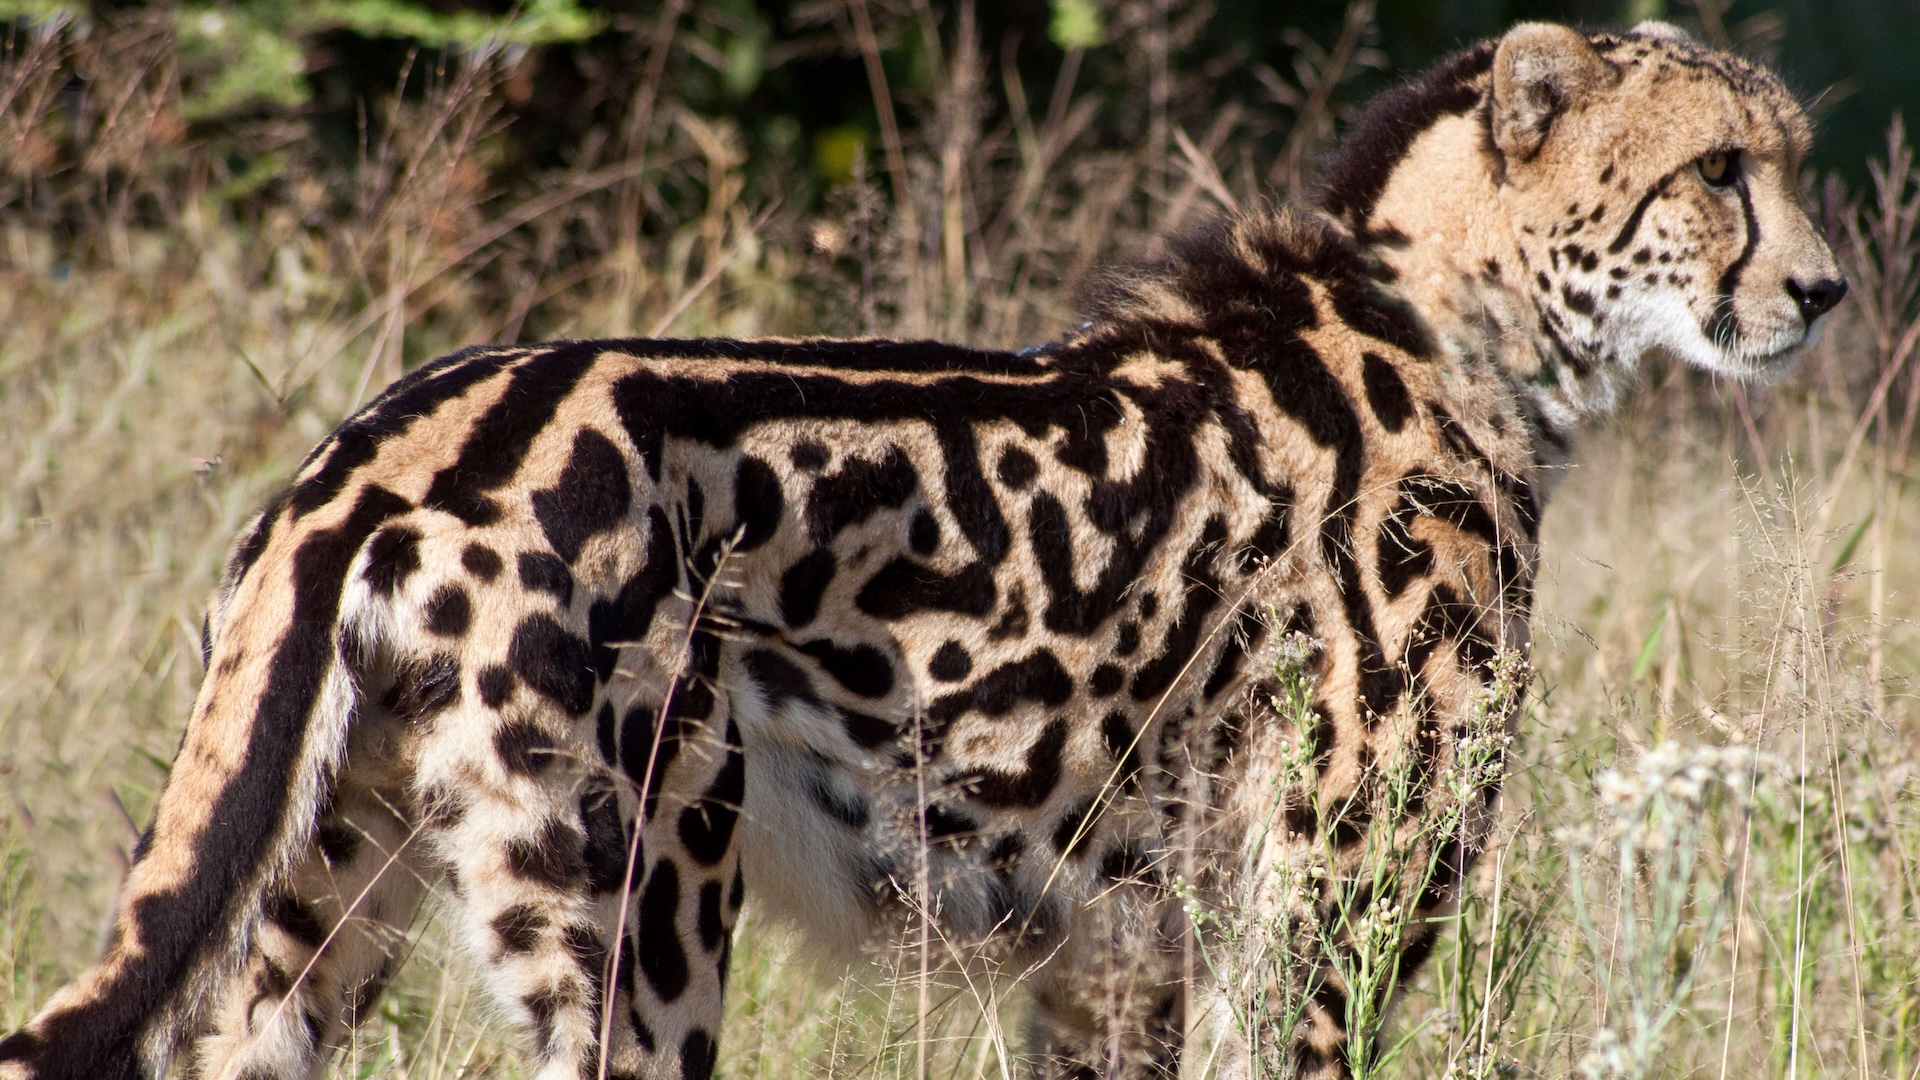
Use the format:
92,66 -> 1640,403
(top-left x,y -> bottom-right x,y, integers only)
1786,277 -> 1848,325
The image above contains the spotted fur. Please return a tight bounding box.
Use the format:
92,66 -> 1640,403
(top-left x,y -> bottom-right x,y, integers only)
0,21 -> 1841,1080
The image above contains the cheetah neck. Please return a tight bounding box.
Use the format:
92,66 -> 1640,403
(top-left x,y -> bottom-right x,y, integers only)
1357,110 -> 1629,469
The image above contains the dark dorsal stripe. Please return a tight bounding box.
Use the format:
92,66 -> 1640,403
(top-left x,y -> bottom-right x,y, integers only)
1318,42 -> 1496,231
290,348 -> 519,520
422,345 -> 600,526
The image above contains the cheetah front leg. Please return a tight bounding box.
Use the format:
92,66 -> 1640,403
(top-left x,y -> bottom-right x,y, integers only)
1025,861 -> 1186,1079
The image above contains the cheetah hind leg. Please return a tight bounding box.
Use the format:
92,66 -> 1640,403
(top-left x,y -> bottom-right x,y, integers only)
190,771 -> 427,1080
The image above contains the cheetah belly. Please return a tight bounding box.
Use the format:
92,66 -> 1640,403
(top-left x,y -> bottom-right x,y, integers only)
733,684 -> 1113,962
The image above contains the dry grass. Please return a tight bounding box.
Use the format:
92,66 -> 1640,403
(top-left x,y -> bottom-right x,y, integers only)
2,7 -> 1917,1078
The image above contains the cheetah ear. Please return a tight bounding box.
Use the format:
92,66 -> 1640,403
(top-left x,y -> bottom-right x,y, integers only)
1490,23 -> 1621,164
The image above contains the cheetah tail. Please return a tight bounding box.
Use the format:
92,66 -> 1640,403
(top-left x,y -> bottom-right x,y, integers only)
0,491 -> 396,1078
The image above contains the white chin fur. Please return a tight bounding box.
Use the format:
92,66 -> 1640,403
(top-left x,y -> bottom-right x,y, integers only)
1630,292 -> 1809,382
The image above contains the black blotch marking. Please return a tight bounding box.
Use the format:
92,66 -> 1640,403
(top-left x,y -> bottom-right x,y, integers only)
779,548 -> 837,629
638,858 -> 689,1002
580,789 -> 631,893
588,506 -> 679,682
1401,474 -> 1500,545
596,702 -> 619,765
477,665 -> 515,708
504,819 -> 587,889
1395,921 -> 1440,988
1116,621 -> 1141,656
732,455 -> 784,552
461,543 -> 502,581
494,721 -> 555,776
678,720 -> 745,865
316,820 -> 359,866
509,614 -> 596,717
928,641 -> 973,682
921,804 -> 979,845
264,893 -> 327,950
957,720 -> 1069,808
363,526 -> 422,597
796,639 -> 894,698
531,428 -> 632,564
698,881 -> 726,951
1051,798 -> 1102,857
681,1029 -> 717,1080
840,709 -> 897,748
743,648 -> 820,708
927,650 -> 1073,730
619,704 -> 681,821
1377,491 -> 1435,599
491,904 -> 546,954
1361,352 -> 1414,433
805,447 -> 917,544
523,989 -> 559,1056
387,654 -> 461,725
517,551 -> 574,607
790,441 -> 828,471
1100,711 -> 1144,792
1562,285 -> 1597,316
1098,842 -> 1156,884
1369,224 -> 1411,247
1203,606 -> 1263,699
857,558 -> 996,619
424,584 -> 471,636
1132,518 -> 1228,701
1089,664 -> 1124,698
908,509 -> 940,555
996,446 -> 1039,490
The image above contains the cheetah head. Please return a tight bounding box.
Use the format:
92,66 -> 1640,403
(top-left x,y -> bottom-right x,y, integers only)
1488,22 -> 1845,382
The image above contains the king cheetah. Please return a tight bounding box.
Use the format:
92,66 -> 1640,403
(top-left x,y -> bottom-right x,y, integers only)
1,20 -> 1843,1080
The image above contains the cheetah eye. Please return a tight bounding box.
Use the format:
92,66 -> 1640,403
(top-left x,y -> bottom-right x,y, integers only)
1697,149 -> 1741,187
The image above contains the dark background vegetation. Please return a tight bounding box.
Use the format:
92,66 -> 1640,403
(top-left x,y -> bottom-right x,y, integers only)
7,0 -> 1914,226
